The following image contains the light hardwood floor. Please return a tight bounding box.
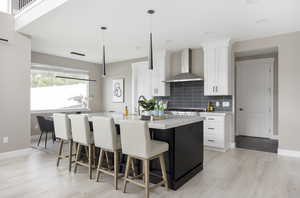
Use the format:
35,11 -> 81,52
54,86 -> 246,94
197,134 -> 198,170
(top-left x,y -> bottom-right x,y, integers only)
1,146 -> 300,198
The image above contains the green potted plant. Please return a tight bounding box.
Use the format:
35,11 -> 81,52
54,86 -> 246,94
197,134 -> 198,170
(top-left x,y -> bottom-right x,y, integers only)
138,98 -> 156,117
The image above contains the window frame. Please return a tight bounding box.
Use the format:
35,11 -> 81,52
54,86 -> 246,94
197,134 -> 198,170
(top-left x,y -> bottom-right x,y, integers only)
30,63 -> 92,114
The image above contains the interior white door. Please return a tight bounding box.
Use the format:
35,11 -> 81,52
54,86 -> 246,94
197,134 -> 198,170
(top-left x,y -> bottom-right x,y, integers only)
236,58 -> 274,138
132,62 -> 152,113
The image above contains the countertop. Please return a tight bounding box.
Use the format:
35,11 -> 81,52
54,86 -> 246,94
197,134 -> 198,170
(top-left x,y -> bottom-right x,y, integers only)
82,112 -> 205,130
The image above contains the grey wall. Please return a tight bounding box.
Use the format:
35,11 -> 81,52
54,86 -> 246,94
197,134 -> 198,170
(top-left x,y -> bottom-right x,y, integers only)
0,13 -> 31,153
233,31 -> 300,151
100,57 -> 147,113
31,52 -> 102,135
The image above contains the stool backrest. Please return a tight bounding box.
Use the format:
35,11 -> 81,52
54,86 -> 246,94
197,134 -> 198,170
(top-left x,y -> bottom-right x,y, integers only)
37,116 -> 54,132
119,120 -> 150,157
69,114 -> 91,145
53,113 -> 71,140
92,116 -> 117,151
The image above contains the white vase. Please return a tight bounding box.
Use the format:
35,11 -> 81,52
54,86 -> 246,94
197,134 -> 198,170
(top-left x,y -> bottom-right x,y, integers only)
143,111 -> 151,116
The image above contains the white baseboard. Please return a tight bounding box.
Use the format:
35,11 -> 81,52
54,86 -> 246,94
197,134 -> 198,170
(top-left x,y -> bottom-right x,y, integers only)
278,149 -> 300,158
0,148 -> 33,159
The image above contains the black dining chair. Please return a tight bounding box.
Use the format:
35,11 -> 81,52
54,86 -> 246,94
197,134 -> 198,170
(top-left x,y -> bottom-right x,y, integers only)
36,116 -> 55,148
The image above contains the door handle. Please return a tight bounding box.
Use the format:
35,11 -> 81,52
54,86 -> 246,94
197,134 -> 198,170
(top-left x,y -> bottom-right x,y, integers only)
216,86 -> 218,93
239,108 -> 244,111
212,86 -> 215,93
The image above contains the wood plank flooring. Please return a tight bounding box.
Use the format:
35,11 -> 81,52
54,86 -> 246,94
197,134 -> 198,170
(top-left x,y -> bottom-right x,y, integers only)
1,145 -> 300,198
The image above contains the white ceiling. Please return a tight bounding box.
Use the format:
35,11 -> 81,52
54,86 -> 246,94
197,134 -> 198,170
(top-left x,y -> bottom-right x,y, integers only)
20,0 -> 299,63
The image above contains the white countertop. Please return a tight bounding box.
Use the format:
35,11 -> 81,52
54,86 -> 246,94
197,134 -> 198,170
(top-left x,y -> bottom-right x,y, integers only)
82,112 -> 204,130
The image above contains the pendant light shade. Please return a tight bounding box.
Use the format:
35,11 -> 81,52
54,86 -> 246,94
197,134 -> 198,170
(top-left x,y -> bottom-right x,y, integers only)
147,10 -> 155,70
101,26 -> 107,76
149,32 -> 153,70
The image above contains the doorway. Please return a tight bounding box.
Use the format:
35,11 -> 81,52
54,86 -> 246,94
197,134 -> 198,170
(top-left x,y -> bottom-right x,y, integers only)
235,49 -> 278,153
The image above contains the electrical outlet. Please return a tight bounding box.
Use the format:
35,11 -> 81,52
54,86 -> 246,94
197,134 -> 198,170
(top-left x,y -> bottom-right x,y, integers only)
3,137 -> 8,144
222,101 -> 230,107
216,101 -> 220,107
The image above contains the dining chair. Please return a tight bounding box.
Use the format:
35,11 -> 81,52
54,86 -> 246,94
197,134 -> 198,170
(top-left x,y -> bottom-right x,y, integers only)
36,116 -> 55,148
53,113 -> 76,172
69,114 -> 95,179
92,116 -> 122,190
119,120 -> 169,198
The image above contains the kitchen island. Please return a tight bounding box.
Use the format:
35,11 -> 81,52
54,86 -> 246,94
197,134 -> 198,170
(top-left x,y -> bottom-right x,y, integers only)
84,112 -> 204,190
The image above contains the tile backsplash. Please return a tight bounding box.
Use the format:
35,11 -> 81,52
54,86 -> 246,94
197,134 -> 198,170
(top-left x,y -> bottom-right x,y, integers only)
158,81 -> 232,111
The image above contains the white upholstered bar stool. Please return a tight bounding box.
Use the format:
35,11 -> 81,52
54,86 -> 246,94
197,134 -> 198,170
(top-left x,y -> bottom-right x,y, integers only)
53,113 -> 75,172
119,120 -> 169,198
92,116 -> 122,189
69,114 -> 95,179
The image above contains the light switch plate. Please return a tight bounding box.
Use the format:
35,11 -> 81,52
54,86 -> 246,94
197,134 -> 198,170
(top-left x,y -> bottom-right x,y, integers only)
223,101 -> 230,107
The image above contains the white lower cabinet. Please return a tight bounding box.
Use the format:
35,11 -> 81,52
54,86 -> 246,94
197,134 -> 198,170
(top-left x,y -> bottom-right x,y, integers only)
201,113 -> 232,151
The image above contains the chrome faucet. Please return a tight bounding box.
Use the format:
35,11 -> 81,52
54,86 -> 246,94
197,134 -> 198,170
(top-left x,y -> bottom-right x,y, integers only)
137,95 -> 147,116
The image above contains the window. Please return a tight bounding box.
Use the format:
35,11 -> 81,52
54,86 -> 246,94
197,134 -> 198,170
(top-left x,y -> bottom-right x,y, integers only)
31,66 -> 90,112
0,0 -> 10,13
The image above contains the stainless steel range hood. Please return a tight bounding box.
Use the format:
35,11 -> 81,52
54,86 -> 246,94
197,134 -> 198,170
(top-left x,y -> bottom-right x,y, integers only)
165,49 -> 203,83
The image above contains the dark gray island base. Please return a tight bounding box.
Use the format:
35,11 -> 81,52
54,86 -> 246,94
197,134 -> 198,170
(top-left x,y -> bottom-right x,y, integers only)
116,121 -> 204,190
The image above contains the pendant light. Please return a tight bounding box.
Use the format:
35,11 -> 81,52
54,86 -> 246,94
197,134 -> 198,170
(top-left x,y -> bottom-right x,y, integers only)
147,9 -> 155,70
101,26 -> 107,76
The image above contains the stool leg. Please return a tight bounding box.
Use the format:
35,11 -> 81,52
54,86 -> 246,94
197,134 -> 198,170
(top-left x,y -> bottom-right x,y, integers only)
96,149 -> 104,182
144,159 -> 150,198
56,139 -> 64,167
74,144 -> 81,173
123,156 -> 131,193
131,159 -> 136,177
159,154 -> 168,190
45,132 -> 48,148
114,151 -> 119,190
68,139 -> 73,172
88,144 -> 92,179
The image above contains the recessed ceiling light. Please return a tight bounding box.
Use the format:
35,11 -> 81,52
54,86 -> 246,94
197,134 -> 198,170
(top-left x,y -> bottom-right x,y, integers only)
70,51 -> 86,56
256,18 -> 268,24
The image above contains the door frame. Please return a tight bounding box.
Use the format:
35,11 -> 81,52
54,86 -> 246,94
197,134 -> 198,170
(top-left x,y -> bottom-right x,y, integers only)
235,58 -> 274,138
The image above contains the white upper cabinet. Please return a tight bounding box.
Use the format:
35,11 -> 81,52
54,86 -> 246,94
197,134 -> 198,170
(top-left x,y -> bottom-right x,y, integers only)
203,40 -> 233,96
0,12 -> 14,45
131,50 -> 171,113
151,49 -> 171,97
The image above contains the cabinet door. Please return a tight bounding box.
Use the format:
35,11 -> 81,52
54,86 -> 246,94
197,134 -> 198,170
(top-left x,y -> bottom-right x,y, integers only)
132,62 -> 152,113
151,50 -> 170,96
204,47 -> 217,95
215,47 -> 229,95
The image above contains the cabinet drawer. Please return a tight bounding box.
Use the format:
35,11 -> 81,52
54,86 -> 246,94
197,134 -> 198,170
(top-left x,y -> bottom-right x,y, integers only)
205,116 -> 224,123
204,135 -> 224,148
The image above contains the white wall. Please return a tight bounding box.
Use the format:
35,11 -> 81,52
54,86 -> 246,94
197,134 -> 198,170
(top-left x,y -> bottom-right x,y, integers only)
233,31 -> 300,151
0,12 -> 31,153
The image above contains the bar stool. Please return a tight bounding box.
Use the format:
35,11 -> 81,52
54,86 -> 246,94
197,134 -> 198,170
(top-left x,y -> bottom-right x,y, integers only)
53,113 -> 75,172
69,114 -> 95,179
119,120 -> 169,198
92,116 -> 122,189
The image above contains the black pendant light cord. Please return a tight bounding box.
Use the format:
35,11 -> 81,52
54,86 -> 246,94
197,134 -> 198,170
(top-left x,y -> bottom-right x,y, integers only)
147,9 -> 155,70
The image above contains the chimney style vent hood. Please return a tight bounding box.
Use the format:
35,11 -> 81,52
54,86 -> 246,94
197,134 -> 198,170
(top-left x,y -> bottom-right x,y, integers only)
165,49 -> 203,83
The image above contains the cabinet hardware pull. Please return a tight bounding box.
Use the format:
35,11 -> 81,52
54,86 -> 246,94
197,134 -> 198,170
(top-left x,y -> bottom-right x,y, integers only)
208,118 -> 215,120
208,128 -> 214,130
208,140 -> 215,142
216,86 -> 218,92
212,86 -> 215,93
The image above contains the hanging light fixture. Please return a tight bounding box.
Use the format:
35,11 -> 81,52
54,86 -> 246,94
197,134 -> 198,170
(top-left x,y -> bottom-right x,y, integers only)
101,26 -> 107,76
147,9 -> 155,70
